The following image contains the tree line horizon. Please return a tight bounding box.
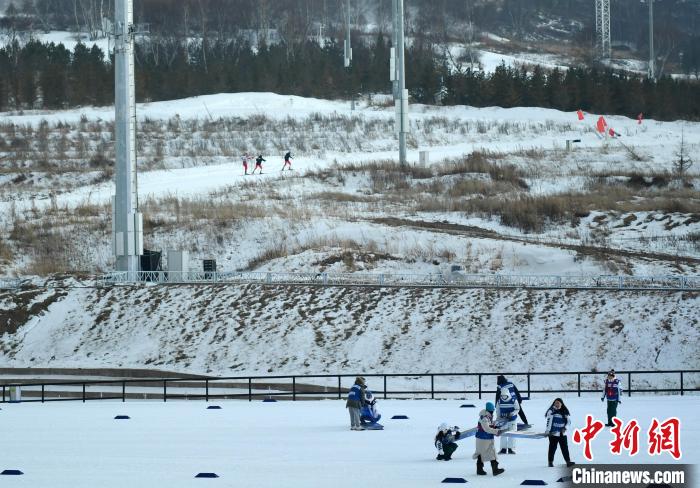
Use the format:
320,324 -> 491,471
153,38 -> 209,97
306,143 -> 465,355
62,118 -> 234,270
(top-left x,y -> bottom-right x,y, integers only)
0,37 -> 699,121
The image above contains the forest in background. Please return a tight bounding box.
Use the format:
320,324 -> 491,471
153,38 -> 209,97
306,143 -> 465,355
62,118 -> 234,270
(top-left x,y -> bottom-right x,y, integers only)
0,0 -> 699,118
0,37 -> 699,120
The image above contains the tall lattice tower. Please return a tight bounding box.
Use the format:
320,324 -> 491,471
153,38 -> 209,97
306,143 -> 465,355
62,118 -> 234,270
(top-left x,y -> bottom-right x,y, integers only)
595,0 -> 611,60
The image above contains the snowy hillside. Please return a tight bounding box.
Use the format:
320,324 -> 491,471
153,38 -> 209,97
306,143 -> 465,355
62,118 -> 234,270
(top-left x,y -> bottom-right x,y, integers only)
1,280 -> 698,379
1,91 -> 698,378
1,92 -> 698,277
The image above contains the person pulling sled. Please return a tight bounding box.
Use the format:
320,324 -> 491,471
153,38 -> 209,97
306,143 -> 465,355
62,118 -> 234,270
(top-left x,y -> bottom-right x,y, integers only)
473,402 -> 505,476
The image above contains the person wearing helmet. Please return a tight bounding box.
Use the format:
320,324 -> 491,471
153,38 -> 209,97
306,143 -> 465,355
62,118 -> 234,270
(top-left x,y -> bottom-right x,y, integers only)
472,402 -> 505,476
601,370 -> 622,427
496,385 -> 520,454
346,376 -> 367,430
434,423 -> 461,461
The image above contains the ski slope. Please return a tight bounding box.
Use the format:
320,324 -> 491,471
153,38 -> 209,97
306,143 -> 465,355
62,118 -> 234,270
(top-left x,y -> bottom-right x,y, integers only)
0,396 -> 697,488
2,92 -> 698,215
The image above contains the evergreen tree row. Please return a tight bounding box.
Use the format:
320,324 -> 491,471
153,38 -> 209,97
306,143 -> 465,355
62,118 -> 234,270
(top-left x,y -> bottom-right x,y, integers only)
1,38 -> 699,121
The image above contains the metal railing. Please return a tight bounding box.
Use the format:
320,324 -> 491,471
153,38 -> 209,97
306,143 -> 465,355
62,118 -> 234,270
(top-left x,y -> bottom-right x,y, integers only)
0,278 -> 21,289
2,370 -> 697,404
99,271 -> 700,291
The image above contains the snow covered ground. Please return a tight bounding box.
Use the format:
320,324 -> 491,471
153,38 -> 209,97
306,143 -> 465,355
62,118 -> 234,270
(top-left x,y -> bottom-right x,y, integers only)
0,30 -> 110,53
1,91 -> 698,278
0,397 -> 697,487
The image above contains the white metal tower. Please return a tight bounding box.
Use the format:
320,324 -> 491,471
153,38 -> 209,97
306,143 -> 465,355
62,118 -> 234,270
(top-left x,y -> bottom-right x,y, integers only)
391,0 -> 408,166
595,0 -> 611,60
647,0 -> 655,80
112,0 -> 143,275
343,0 -> 352,68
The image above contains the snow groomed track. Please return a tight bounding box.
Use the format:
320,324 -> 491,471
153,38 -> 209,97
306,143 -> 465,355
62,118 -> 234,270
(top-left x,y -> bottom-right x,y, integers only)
0,397 -> 697,488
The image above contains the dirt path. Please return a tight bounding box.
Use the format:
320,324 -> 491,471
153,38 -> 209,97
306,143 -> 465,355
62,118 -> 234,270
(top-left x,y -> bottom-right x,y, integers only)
371,217 -> 700,268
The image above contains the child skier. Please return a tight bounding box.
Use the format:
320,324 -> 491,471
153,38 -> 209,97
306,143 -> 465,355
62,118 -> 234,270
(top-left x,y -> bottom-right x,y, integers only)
545,398 -> 576,467
435,423 -> 461,461
252,155 -> 265,174
242,154 -> 250,175
282,151 -> 292,171
496,384 -> 520,454
601,370 -> 622,426
473,402 -> 505,476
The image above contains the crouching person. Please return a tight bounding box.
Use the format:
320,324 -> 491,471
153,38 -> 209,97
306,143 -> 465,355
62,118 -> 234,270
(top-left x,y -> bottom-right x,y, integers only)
435,423 -> 461,461
473,402 -> 505,476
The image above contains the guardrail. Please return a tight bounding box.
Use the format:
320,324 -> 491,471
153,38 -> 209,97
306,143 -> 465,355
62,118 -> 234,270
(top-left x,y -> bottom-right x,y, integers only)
99,271 -> 700,291
2,370 -> 697,403
0,278 -> 21,290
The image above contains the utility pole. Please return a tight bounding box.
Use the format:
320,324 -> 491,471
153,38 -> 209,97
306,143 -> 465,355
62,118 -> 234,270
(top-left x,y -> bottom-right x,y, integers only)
392,0 -> 408,166
113,0 -> 142,276
390,0 -> 398,100
595,0 -> 611,60
344,0 -> 351,68
344,0 -> 354,110
647,0 -> 655,80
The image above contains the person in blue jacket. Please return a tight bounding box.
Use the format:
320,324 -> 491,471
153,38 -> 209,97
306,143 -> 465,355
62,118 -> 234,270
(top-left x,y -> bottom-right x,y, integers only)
496,377 -> 520,454
346,376 -> 366,430
601,370 -> 622,427
545,398 -> 575,467
496,375 -> 529,424
472,402 -> 505,476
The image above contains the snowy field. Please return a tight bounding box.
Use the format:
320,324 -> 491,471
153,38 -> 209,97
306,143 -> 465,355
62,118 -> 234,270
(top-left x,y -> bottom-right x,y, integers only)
1,396 -> 697,487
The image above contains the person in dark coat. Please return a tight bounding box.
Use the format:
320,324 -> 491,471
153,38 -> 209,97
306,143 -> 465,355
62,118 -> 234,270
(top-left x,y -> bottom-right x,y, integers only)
544,398 -> 576,467
252,155 -> 265,174
345,376 -> 367,430
282,151 -> 292,171
496,375 -> 529,425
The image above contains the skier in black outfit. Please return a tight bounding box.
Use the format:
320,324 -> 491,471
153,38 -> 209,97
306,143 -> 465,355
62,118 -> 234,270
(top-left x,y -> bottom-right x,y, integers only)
252,155 -> 265,174
282,151 -> 292,171
496,375 -> 529,425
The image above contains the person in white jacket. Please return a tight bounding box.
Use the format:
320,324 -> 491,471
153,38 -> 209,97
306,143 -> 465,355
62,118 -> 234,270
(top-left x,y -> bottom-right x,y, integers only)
544,398 -> 576,467
472,402 -> 505,476
496,386 -> 520,454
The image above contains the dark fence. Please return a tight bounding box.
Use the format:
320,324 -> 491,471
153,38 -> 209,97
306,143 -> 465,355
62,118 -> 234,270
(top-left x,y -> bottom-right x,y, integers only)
1,370 -> 698,404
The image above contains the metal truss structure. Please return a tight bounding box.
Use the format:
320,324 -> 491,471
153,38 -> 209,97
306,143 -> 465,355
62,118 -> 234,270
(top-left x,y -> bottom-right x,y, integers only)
595,0 -> 611,60
100,271 -> 700,292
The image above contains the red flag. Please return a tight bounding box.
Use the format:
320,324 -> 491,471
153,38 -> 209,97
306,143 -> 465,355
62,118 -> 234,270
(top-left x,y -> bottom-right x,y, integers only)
608,127 -> 616,137
637,113 -> 643,125
577,109 -> 584,121
596,116 -> 607,133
